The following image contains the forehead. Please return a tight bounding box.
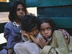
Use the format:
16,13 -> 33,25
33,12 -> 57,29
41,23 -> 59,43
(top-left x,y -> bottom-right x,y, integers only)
41,22 -> 51,28
17,4 -> 23,8
31,26 -> 38,31
21,26 -> 38,33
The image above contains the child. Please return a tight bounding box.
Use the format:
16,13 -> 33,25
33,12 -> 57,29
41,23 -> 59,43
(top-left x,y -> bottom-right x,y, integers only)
14,14 -> 40,54
38,17 -> 72,54
4,1 -> 28,54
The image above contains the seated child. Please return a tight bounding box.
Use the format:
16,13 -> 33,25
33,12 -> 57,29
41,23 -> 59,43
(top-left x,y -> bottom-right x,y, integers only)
38,18 -> 72,54
14,14 -> 40,54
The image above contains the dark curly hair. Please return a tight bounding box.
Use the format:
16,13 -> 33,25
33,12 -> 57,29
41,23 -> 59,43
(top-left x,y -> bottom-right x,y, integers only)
39,17 -> 57,34
21,14 -> 39,32
9,1 -> 27,22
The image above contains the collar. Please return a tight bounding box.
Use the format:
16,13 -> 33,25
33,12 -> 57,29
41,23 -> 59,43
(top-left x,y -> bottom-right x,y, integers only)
13,21 -> 20,27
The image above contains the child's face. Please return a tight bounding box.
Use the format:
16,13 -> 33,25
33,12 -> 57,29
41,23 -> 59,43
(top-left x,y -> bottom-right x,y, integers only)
22,27 -> 39,38
28,27 -> 39,37
40,22 -> 52,40
16,4 -> 25,19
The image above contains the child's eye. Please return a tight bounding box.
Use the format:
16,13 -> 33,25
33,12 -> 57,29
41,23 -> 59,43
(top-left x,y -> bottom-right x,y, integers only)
22,8 -> 25,11
47,27 -> 51,31
17,8 -> 25,11
41,29 -> 45,32
17,8 -> 20,11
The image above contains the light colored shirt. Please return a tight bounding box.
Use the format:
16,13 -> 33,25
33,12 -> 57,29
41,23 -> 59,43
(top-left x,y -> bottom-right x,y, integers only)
51,30 -> 69,54
14,40 -> 40,54
69,36 -> 72,54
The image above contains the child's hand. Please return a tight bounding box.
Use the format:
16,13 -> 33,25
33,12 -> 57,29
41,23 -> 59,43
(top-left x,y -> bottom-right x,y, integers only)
58,29 -> 70,44
38,38 -> 47,49
30,35 -> 39,43
30,35 -> 47,49
22,31 -> 30,40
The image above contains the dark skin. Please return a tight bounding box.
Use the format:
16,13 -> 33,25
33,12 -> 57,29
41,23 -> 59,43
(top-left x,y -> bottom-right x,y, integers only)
30,23 -> 70,49
22,32 -> 47,49
21,26 -> 47,49
8,4 -> 26,54
21,22 -> 70,49
22,30 -> 70,49
16,4 -> 25,25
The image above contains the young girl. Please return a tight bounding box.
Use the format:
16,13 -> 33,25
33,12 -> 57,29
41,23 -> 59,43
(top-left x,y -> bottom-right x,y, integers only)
38,17 -> 72,54
30,17 -> 71,54
4,1 -> 28,54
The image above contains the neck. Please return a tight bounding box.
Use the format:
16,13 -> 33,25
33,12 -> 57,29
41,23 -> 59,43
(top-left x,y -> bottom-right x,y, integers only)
15,19 -> 21,26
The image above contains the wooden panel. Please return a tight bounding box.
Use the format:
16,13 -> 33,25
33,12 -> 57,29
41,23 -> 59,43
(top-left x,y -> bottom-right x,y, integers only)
38,0 -> 72,7
38,6 -> 72,17
37,6 -> 72,28
26,0 -> 39,7
25,0 -> 72,7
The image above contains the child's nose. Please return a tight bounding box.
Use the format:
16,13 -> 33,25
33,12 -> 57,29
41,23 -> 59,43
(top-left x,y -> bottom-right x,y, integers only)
45,30 -> 48,34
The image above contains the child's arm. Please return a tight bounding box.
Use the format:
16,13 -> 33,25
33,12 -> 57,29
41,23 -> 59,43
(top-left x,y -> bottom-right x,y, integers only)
4,22 -> 11,41
51,30 -> 69,54
30,35 -> 47,49
4,27 -> 10,41
58,29 -> 70,44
